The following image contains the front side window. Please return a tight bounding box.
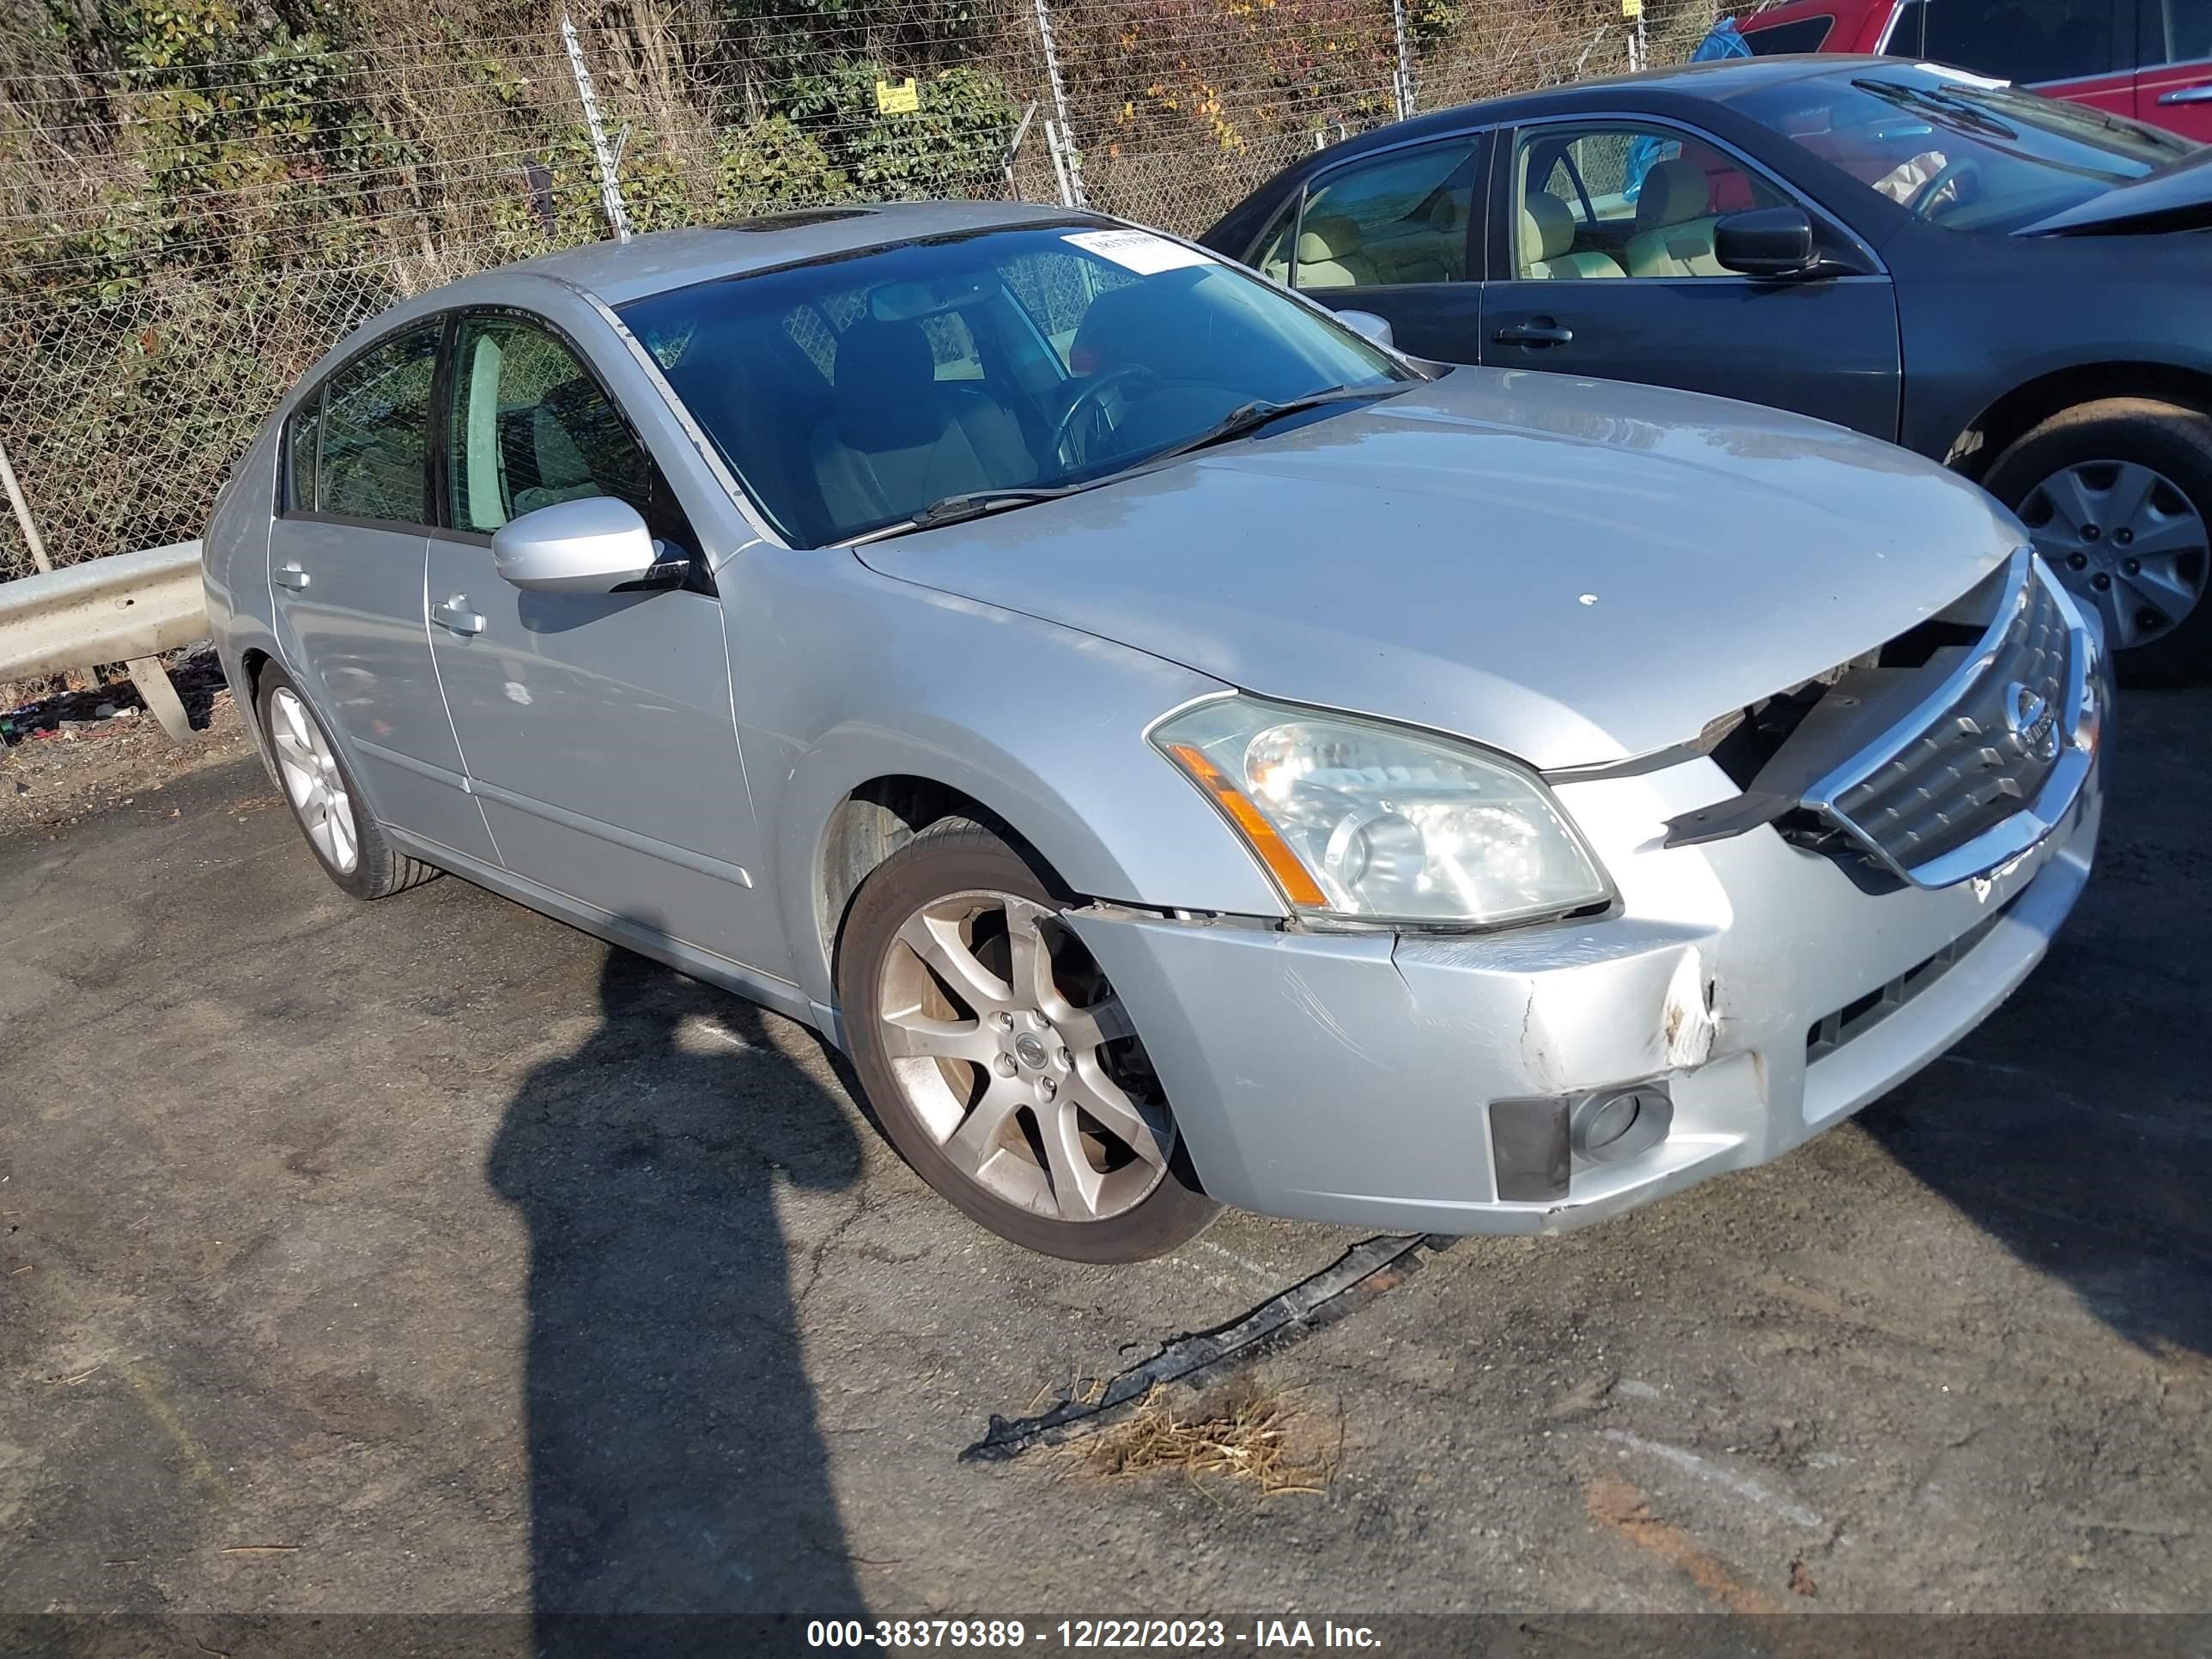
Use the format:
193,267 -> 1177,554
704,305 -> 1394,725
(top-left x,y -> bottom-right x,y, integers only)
1921,0 -> 2118,82
1728,62 -> 2198,230
1292,140 -> 1479,290
1513,124 -> 1787,279
446,315 -> 696,554
313,325 -> 440,525
620,222 -> 1407,548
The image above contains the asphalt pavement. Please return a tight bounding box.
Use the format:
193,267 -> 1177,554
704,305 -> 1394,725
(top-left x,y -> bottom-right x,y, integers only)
2,688 -> 2207,1638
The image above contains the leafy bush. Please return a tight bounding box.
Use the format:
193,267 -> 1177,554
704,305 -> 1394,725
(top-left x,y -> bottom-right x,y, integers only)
0,0 -> 1698,571
716,116 -> 857,216
783,60 -> 1018,198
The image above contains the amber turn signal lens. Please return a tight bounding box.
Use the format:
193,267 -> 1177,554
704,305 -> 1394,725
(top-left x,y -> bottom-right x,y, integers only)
1164,741 -> 1330,909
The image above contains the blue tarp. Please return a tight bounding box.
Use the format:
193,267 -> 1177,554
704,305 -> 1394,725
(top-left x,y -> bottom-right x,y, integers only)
1624,18 -> 1754,200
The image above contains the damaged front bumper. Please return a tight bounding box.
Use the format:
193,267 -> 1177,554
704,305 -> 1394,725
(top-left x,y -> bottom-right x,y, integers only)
1066,744 -> 2102,1236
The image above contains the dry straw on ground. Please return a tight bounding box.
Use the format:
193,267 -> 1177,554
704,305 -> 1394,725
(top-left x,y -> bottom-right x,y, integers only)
1073,1379 -> 1340,1496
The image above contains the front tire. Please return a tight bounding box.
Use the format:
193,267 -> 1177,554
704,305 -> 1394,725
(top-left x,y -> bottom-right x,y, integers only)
257,665 -> 438,901
837,818 -> 1218,1262
1983,398 -> 2212,685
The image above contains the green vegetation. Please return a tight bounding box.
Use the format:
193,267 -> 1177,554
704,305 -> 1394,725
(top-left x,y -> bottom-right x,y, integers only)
0,0 -> 1714,571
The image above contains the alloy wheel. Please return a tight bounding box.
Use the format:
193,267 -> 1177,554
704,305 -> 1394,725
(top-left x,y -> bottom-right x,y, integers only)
268,686 -> 360,874
2018,458 -> 2208,651
875,890 -> 1175,1224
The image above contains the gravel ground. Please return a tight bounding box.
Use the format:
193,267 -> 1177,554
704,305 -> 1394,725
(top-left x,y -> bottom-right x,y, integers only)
0,653 -> 250,837
0,681 -> 2205,1647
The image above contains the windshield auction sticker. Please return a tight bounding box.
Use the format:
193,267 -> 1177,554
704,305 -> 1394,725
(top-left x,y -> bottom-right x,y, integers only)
1062,228 -> 1215,275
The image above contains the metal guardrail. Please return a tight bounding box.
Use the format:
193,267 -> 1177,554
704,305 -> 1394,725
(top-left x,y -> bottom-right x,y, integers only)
0,540 -> 210,739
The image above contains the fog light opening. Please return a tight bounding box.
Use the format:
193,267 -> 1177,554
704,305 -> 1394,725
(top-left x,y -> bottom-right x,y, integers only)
1570,1085 -> 1672,1165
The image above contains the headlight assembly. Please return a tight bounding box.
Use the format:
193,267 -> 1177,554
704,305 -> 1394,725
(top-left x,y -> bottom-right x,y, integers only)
1152,696 -> 1611,929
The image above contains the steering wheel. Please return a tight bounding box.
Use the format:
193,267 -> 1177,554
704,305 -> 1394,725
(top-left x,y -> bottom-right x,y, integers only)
1054,365 -> 1159,465
1905,155 -> 1979,220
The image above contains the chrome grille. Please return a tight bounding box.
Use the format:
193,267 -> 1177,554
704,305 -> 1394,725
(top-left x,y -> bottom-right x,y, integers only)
1807,550 -> 2095,890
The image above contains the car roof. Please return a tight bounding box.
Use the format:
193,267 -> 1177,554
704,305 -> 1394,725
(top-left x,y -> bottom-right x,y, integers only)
1322,52 -> 1894,150
458,199 -> 1090,308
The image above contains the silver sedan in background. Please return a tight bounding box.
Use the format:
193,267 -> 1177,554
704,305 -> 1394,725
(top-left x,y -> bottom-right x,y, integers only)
204,202 -> 2105,1261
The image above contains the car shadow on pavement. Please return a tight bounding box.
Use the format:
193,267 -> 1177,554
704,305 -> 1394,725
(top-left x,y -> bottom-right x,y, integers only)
487,943 -> 868,1649
1860,939 -> 2211,1363
1856,724 -> 2212,1363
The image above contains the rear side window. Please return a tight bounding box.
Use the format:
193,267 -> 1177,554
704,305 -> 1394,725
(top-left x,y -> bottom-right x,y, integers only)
313,325 -> 441,525
1888,0 -> 1929,53
1291,138 -> 1480,291
1746,15 -> 1838,53
2146,0 -> 2212,64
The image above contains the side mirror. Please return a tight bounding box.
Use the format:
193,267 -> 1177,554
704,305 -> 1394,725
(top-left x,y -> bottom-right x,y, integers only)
1335,308 -> 1395,349
491,496 -> 661,593
1714,206 -> 1820,278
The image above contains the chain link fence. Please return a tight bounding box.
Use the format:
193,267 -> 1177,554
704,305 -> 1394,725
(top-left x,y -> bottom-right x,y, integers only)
0,0 -> 1730,580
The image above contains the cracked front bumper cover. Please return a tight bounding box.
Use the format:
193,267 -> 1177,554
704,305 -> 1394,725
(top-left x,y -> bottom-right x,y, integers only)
1066,750 -> 2100,1236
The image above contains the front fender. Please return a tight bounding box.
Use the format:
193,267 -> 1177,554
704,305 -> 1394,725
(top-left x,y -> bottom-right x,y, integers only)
736,548 -> 1289,1011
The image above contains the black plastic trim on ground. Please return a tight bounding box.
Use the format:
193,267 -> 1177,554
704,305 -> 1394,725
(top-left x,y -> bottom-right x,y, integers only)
960,1231 -> 1460,1463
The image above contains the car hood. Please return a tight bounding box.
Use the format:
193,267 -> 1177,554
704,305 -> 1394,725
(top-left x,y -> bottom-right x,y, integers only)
2018,149 -> 2212,235
854,367 -> 2026,771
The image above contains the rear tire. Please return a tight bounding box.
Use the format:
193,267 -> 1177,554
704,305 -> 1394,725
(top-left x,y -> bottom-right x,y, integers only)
256,665 -> 438,901
1982,398 -> 2212,686
838,817 -> 1218,1262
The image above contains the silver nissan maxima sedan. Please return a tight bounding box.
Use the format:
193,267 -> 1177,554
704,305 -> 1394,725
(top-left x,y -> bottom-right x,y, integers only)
204,201 -> 2106,1261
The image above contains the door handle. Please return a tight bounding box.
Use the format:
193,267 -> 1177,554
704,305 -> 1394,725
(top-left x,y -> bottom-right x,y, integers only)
431,596 -> 484,636
2158,84 -> 2212,106
274,562 -> 310,591
1494,320 -> 1575,347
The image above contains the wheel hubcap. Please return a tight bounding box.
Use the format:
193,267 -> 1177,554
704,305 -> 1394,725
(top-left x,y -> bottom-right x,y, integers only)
269,687 -> 359,873
876,890 -> 1175,1224
2019,459 -> 2207,651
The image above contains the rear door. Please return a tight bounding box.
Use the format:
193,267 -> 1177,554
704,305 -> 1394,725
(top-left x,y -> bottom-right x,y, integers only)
1478,117 -> 1903,441
1259,133 -> 1489,362
269,321 -> 499,865
2136,0 -> 2212,137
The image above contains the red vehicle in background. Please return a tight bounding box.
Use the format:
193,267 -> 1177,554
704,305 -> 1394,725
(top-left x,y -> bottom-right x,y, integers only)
1736,0 -> 2212,139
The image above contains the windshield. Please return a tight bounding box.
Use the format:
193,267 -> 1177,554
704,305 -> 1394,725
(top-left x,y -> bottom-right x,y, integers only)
1728,64 -> 2199,233
617,222 -> 1407,546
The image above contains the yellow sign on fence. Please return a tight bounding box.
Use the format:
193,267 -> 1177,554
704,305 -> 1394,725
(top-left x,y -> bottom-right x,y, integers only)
1621,0 -> 1643,15
875,77 -> 920,114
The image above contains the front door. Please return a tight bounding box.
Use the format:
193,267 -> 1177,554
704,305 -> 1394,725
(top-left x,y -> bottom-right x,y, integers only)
1262,134 -> 1488,362
1480,118 -> 1903,442
422,312 -> 783,977
269,321 -> 498,866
